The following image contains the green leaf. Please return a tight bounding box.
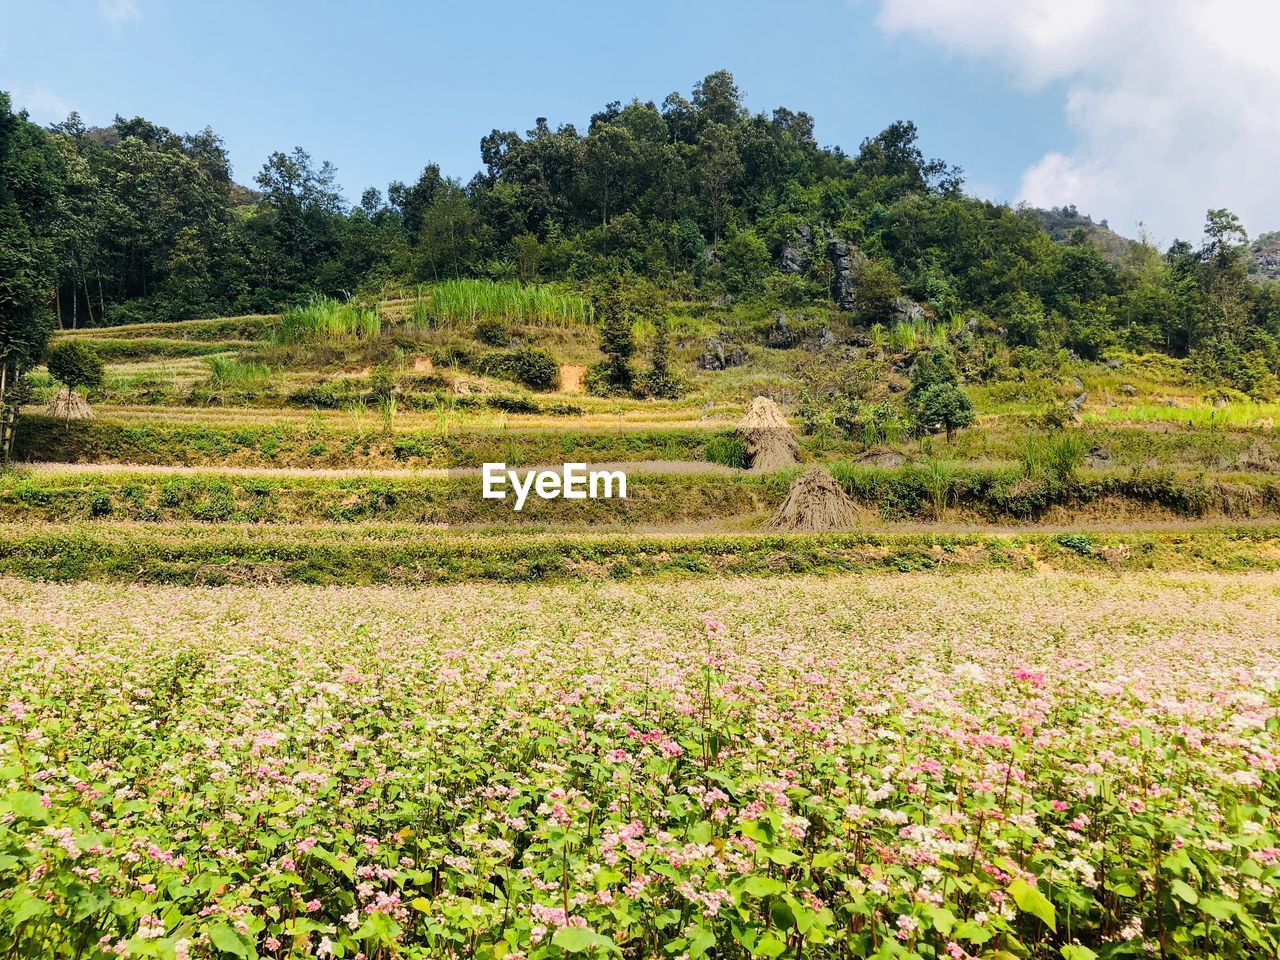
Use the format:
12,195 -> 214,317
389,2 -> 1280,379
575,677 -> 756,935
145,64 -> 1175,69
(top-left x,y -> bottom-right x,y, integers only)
284,918 -> 333,935
1169,879 -> 1199,904
1199,897 -> 1239,921
742,875 -> 784,898
1061,946 -> 1099,960
770,898 -> 795,931
925,905 -> 956,936
688,925 -> 716,957
208,923 -> 253,958
753,934 -> 787,958
686,821 -> 712,845
4,791 -> 49,822
765,847 -> 799,866
1009,878 -> 1056,932
551,926 -> 615,954
9,896 -> 51,927
955,921 -> 994,945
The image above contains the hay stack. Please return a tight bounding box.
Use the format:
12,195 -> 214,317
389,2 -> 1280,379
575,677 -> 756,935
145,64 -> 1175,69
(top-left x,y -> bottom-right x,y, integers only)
46,387 -> 94,421
767,466 -> 858,532
739,396 -> 801,471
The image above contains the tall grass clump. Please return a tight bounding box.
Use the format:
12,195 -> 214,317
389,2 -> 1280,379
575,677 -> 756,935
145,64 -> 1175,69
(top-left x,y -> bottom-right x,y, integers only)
204,356 -> 271,390
276,296 -> 381,343
1019,431 -> 1089,481
411,280 -> 593,329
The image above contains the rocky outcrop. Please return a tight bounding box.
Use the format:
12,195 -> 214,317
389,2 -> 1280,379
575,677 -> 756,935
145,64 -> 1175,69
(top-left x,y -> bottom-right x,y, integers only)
763,312 -> 799,349
826,239 -> 865,312
891,297 -> 925,324
697,338 -> 748,371
801,327 -> 834,352
779,224 -> 813,275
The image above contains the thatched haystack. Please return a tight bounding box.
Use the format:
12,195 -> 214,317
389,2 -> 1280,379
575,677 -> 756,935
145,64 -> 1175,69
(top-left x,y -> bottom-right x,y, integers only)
739,396 -> 801,471
46,387 -> 94,421
767,466 -> 858,532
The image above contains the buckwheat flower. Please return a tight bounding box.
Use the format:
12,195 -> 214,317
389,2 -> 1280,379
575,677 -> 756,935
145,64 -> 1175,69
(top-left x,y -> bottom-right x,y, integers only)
137,915 -> 164,939
896,914 -> 918,941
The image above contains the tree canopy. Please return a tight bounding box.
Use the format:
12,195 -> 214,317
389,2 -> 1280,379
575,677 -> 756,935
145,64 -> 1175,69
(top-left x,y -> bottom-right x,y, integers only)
3,72 -> 1280,394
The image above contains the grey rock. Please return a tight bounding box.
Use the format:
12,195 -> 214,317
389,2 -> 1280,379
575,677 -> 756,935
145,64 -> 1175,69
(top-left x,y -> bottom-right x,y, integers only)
779,224 -> 814,275
826,238 -> 865,312
1119,383 -> 1138,396
763,311 -> 799,349
891,297 -> 925,324
1084,446 -> 1111,469
801,327 -> 834,352
1070,376 -> 1085,390
779,245 -> 806,274
696,338 -> 726,371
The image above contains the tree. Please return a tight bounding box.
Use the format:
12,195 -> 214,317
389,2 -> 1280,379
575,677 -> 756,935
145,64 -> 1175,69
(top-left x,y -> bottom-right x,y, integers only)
720,228 -> 770,296
593,311 -> 635,392
854,120 -> 962,196
45,339 -> 104,420
906,344 -> 974,441
46,339 -> 104,391
911,382 -> 975,441
0,92 -> 61,414
635,316 -> 682,399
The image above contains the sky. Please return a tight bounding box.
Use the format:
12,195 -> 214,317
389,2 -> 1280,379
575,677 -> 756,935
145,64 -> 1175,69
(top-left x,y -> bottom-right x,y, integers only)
2,0 -> 1277,247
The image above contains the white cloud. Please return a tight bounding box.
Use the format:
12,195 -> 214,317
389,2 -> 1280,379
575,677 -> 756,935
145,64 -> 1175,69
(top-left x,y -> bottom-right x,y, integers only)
10,86 -> 73,124
97,0 -> 140,27
872,0 -> 1280,245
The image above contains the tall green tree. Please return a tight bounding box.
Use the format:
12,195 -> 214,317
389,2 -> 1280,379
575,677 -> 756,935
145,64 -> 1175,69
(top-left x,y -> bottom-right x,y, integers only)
0,92 -> 61,405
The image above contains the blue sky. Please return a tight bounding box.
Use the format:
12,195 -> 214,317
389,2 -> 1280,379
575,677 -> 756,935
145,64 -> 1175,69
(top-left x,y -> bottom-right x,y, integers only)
4,1 -> 1278,243
0,1 -> 1065,203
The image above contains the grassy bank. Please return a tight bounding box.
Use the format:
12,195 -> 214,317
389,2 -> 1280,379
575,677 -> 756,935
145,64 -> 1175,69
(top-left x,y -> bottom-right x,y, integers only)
0,468 -> 781,525
0,523 -> 1278,585
13,415 -> 746,468
5,463 -> 1280,526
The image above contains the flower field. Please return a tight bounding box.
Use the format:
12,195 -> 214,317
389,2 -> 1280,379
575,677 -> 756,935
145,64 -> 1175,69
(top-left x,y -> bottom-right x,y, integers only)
1,572 -> 1278,960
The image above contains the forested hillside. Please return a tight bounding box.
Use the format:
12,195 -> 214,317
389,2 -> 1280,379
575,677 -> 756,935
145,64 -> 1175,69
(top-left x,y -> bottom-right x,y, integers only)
4,71 -> 1280,399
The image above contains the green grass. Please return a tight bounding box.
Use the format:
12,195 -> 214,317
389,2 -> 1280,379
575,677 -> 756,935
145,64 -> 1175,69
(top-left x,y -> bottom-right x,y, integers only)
0,523 -> 1276,585
203,356 -> 272,391
1086,401 -> 1280,428
276,296 -> 381,343
410,280 -> 594,329
52,315 -> 277,342
11,415 -> 749,468
0,469 -> 782,526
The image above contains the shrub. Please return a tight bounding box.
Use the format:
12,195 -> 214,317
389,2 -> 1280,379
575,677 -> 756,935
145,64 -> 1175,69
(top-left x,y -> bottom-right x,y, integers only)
46,340 -> 105,391
1019,431 -> 1088,482
1057,533 -> 1094,556
477,348 -> 559,391
474,318 -> 512,346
